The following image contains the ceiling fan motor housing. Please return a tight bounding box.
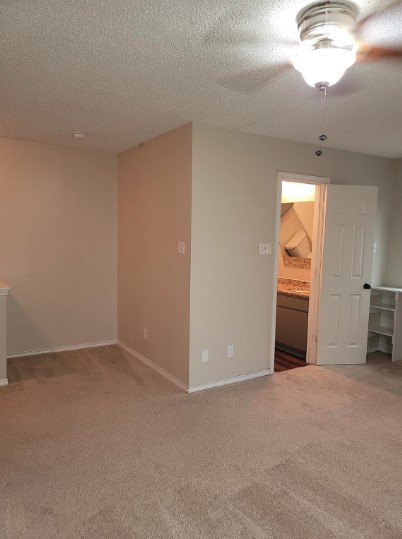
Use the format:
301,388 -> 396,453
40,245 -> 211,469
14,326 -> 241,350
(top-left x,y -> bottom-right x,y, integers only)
297,1 -> 357,46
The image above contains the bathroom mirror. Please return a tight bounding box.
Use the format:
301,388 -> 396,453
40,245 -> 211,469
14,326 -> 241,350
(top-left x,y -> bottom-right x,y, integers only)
279,201 -> 314,269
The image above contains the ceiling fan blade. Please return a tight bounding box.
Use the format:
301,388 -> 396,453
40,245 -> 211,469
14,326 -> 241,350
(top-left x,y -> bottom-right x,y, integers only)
204,28 -> 267,47
218,63 -> 290,94
204,26 -> 297,48
357,44 -> 402,62
203,6 -> 298,48
204,7 -> 269,47
355,0 -> 402,33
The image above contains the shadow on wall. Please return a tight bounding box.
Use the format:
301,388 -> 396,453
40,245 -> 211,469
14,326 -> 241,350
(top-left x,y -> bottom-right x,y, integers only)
6,294 -> 48,357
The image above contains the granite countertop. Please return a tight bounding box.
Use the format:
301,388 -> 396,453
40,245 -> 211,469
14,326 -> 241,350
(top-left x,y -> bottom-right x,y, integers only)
0,277 -> 10,294
277,278 -> 310,299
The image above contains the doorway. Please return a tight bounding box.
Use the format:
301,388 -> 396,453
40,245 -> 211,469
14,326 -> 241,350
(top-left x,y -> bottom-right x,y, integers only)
270,175 -> 379,373
270,172 -> 329,373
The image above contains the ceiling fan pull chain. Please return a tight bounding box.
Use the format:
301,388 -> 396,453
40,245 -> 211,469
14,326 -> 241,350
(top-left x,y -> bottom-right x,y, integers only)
316,82 -> 328,157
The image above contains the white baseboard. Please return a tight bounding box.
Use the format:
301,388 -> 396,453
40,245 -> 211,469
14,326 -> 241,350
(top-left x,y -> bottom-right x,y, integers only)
0,378 -> 8,387
367,344 -> 393,355
188,369 -> 272,394
117,341 -> 188,392
7,340 -> 118,359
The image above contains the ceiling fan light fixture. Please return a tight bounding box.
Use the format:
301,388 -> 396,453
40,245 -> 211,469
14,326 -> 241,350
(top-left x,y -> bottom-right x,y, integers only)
293,45 -> 356,87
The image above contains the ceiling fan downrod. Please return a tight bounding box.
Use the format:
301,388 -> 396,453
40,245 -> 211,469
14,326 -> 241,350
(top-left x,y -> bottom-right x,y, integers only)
315,82 -> 328,156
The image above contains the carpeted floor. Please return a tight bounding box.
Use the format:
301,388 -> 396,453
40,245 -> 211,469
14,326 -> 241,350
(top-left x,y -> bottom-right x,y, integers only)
1,346 -> 402,538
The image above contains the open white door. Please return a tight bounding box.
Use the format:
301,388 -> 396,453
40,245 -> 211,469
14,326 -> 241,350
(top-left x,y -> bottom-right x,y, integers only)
316,184 -> 378,365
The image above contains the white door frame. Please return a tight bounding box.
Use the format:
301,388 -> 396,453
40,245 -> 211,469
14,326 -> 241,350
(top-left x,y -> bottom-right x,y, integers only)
270,172 -> 330,373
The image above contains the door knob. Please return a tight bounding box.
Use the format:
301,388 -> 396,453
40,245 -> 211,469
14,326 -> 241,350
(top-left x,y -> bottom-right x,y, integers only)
363,283 -> 371,290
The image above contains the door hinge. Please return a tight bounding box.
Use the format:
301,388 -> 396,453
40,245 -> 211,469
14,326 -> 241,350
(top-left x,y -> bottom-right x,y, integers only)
313,334 -> 318,343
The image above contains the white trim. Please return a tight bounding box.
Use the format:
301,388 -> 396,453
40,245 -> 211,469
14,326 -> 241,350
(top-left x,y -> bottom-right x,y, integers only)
117,340 -> 188,392
306,184 -> 327,364
0,378 -> 8,387
188,369 -> 271,393
269,175 -> 283,374
7,340 -> 118,359
278,172 -> 330,185
367,344 -> 393,355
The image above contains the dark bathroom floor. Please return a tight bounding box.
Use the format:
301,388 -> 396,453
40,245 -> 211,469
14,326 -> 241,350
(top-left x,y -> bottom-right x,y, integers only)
274,348 -> 307,372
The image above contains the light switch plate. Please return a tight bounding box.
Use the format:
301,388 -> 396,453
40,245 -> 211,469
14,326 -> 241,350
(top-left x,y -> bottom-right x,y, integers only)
177,241 -> 185,255
259,243 -> 272,255
201,349 -> 209,363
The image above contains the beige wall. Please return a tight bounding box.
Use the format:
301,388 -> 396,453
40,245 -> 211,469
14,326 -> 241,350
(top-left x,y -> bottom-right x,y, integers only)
0,138 -> 117,355
190,123 -> 395,388
117,124 -> 192,386
385,159 -> 402,287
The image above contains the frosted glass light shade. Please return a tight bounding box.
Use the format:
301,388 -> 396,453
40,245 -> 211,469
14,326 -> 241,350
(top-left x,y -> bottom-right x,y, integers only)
293,47 -> 356,87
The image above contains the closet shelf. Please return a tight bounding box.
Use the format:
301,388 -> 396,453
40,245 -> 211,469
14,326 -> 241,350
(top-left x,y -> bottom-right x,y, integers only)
368,325 -> 394,337
367,286 -> 402,361
369,303 -> 396,312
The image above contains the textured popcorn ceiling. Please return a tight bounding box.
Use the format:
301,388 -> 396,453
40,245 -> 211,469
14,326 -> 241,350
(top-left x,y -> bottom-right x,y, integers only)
0,0 -> 401,156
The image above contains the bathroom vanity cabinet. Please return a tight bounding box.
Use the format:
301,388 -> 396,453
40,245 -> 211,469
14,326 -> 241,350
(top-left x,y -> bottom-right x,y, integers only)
276,293 -> 309,354
367,286 -> 402,362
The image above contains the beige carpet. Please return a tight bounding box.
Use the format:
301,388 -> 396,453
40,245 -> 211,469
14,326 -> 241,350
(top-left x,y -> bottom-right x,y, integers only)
1,346 -> 402,538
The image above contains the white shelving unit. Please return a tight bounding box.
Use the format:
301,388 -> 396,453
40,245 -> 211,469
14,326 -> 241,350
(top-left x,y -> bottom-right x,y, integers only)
367,286 -> 402,362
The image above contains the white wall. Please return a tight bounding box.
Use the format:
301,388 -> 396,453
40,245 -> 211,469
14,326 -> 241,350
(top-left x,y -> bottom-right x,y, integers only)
385,159 -> 402,287
278,201 -> 314,281
189,123 -> 395,388
0,138 -> 117,356
293,201 -> 315,243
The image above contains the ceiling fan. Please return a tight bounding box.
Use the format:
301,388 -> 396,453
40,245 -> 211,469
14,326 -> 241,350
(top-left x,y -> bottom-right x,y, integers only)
211,1 -> 402,155
213,1 -> 402,92
290,1 -> 402,154
293,1 -> 402,89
